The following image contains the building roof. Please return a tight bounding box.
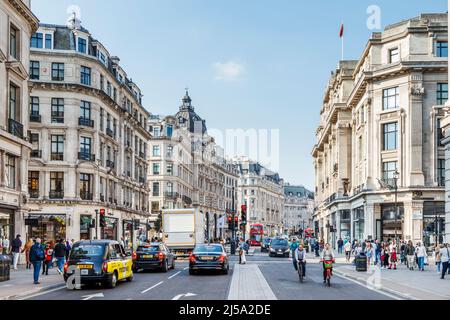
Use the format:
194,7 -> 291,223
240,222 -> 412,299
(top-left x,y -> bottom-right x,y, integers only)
174,90 -> 207,134
284,185 -> 314,199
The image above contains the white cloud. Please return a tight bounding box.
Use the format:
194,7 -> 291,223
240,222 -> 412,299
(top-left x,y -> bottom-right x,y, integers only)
213,61 -> 246,82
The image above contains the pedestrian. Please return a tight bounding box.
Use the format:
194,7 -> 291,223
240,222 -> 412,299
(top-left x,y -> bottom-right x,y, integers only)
22,238 -> 33,269
239,238 -> 246,264
383,246 -> 390,269
344,240 -> 352,262
416,242 -> 427,271
29,238 -> 45,284
290,238 -> 299,269
65,240 -> 72,260
375,240 -> 381,266
389,241 -> 397,270
405,240 -> 416,271
54,239 -> 66,274
42,243 -> 53,275
400,240 -> 407,265
10,234 -> 22,270
366,243 -> 373,265
1,237 -> 10,255
439,244 -> 449,279
337,238 -> 344,254
435,245 -> 442,274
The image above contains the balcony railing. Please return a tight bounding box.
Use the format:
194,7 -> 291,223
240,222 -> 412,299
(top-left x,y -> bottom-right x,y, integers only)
51,153 -> 64,161
31,150 -> 42,158
106,128 -> 114,138
80,191 -> 93,200
49,190 -> 64,199
438,177 -> 445,187
29,113 -> 41,123
164,191 -> 179,199
8,118 -> 24,139
78,152 -> 95,162
182,195 -> 192,205
79,117 -> 94,127
29,190 -> 39,199
100,195 -> 105,202
51,112 -> 64,123
106,160 -> 115,169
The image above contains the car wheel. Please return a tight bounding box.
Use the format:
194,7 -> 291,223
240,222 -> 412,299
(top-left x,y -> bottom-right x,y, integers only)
162,260 -> 169,273
106,271 -> 118,289
132,265 -> 139,273
126,273 -> 133,282
171,260 -> 175,270
189,269 -> 195,275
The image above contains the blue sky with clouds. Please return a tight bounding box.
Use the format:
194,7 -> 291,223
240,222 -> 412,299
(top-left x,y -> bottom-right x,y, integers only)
31,0 -> 447,190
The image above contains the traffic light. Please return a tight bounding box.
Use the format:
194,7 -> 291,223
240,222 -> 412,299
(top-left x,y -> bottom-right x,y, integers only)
241,204 -> 247,223
134,219 -> 140,230
100,208 -> 106,228
227,214 -> 233,230
234,216 -> 239,229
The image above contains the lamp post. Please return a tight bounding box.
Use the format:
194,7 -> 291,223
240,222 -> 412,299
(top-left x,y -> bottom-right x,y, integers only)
393,169 -> 400,245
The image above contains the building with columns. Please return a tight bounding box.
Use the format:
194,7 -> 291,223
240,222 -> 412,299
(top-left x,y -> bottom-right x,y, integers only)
26,14 -> 152,245
312,14 -> 448,250
283,184 -> 314,235
0,0 -> 38,247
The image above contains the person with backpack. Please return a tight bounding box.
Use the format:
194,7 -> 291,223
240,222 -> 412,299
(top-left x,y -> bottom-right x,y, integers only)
10,234 -> 22,270
29,238 -> 45,284
42,243 -> 54,275
54,239 -> 66,274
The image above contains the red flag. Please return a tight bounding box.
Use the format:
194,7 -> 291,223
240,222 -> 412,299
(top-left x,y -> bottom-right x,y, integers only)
339,23 -> 344,38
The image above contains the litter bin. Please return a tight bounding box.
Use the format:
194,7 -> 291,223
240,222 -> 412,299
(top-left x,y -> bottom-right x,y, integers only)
0,255 -> 11,282
355,253 -> 367,272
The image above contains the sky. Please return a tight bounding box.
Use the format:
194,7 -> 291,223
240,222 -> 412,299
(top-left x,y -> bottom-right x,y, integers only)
31,0 -> 448,190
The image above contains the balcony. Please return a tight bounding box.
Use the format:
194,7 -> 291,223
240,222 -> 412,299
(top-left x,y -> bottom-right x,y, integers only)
49,190 -> 64,199
106,160 -> 115,169
139,177 -> 146,184
80,191 -> 93,201
78,152 -> 95,162
29,113 -> 41,123
29,190 -> 39,199
8,118 -> 24,139
51,153 -> 64,161
31,150 -> 42,158
109,197 -> 113,203
182,195 -> 192,205
79,117 -> 94,128
106,128 -> 114,138
100,195 -> 105,202
438,177 -> 445,187
51,112 -> 64,124
164,191 -> 179,199
139,152 -> 145,159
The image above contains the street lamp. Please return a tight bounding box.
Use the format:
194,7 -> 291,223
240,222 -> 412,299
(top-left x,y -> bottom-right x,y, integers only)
393,169 -> 400,245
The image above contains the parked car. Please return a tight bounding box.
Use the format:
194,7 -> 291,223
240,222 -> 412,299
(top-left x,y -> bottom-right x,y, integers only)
189,243 -> 229,275
132,242 -> 175,272
63,240 -> 133,289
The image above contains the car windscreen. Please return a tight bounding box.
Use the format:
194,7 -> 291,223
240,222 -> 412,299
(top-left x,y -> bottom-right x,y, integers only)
70,244 -> 105,259
194,245 -> 223,253
137,246 -> 160,253
272,239 -> 288,246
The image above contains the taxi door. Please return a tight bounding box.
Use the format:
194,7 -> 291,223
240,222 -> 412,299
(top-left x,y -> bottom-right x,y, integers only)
116,243 -> 132,280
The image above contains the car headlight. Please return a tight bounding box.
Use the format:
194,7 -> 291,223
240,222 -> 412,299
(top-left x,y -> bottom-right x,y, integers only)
285,249 -> 290,252
270,248 -> 275,252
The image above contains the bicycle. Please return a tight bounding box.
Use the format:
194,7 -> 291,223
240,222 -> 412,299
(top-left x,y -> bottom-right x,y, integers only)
297,260 -> 305,282
323,260 -> 333,287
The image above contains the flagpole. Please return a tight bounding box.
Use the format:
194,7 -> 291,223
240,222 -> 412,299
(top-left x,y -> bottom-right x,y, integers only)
341,21 -> 344,61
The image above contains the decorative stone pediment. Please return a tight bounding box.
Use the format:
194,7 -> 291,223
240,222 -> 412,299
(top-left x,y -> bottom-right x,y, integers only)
5,60 -> 28,81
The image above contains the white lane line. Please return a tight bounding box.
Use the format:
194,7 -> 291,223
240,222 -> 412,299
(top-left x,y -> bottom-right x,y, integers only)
333,273 -> 402,300
141,281 -> 164,294
19,285 -> 66,300
183,267 -> 189,270
168,271 -> 181,279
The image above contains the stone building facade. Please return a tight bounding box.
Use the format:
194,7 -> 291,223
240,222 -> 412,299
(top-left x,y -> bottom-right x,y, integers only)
283,184 -> 314,235
312,14 -> 448,250
0,0 -> 38,246
26,15 -> 151,246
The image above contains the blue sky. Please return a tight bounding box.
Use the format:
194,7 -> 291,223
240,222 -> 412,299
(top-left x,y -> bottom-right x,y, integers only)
31,0 -> 447,190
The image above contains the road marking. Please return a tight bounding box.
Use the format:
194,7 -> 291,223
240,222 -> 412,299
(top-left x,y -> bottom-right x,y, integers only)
227,264 -> 277,300
82,293 -> 104,301
19,285 -> 66,300
168,271 -> 181,279
183,267 -> 189,270
172,292 -> 197,300
141,281 -> 164,294
333,273 -> 402,300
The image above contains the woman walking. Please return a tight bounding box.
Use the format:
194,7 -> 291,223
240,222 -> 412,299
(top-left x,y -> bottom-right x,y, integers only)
435,245 -> 442,274
389,241 -> 397,270
416,242 -> 427,271
42,243 -> 54,275
22,239 -> 34,269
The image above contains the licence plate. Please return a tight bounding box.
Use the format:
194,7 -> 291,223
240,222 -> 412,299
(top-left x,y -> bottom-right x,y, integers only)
77,264 -> 93,269
201,256 -> 214,261
81,269 -> 89,275
143,255 -> 153,259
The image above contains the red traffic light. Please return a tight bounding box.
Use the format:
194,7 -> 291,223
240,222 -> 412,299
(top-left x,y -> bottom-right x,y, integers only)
241,205 -> 247,212
227,216 -> 232,222
234,216 -> 238,222
100,208 -> 106,215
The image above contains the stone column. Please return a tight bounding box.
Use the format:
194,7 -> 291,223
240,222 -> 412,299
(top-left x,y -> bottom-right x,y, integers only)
409,73 -> 425,185
364,202 -> 375,240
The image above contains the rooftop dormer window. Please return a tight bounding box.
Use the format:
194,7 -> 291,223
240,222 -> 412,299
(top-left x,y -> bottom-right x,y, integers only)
78,37 -> 87,54
31,32 -> 43,48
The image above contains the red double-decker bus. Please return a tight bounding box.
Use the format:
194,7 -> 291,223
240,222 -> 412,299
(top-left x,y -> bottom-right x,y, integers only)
249,224 -> 264,246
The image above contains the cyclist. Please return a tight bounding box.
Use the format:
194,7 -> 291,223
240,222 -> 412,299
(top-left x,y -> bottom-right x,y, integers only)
320,243 -> 335,283
290,238 -> 299,270
294,244 -> 307,278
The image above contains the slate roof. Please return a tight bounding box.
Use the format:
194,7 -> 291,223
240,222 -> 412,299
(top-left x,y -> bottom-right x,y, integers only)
174,91 -> 207,134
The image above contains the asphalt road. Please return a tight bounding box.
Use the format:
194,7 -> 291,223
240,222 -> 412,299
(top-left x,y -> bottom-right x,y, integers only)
25,249 -> 393,300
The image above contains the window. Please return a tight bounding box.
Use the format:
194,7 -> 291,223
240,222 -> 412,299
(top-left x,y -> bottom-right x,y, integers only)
153,145 -> 160,157
100,75 -> 104,91
438,159 -> 445,187
31,32 -> 43,48
80,173 -> 92,200
45,34 -> 52,49
166,182 -> 173,194
437,118 -> 444,147
50,172 -> 64,198
113,87 -> 117,101
78,37 -> 87,54
30,133 -> 39,155
5,155 -> 16,189
29,97 -> 40,123
436,41 -> 448,57
9,25 -> 18,59
167,163 -> 173,175
383,161 -> 398,185
383,122 -> 398,151
99,52 -> 106,65
107,81 -> 112,96
383,87 -> 399,110
30,61 -> 40,80
51,98 -> 64,123
52,63 -> 64,81
153,127 -> 160,137
80,137 -> 92,155
28,171 -> 39,198
100,108 -> 104,131
8,84 -> 18,121
51,135 -> 64,161
153,183 -> 160,196
389,48 -> 399,63
167,145 -> 173,157
437,83 -> 448,105
80,66 -> 91,86
167,124 -> 173,137
153,163 -> 160,175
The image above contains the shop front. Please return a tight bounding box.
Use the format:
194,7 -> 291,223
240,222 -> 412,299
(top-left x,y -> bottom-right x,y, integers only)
102,217 -> 118,240
339,210 -> 351,241
0,208 -> 14,254
352,207 -> 365,242
380,204 -> 404,242
80,215 -> 93,240
27,214 -> 67,243
423,201 -> 445,251
122,220 -> 134,248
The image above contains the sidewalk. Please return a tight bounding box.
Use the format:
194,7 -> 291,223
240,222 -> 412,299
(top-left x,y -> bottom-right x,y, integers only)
324,254 -> 450,300
0,265 -> 65,300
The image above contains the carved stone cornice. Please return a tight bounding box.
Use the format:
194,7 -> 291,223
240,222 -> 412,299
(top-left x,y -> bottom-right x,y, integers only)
5,60 -> 28,80
7,0 -> 39,32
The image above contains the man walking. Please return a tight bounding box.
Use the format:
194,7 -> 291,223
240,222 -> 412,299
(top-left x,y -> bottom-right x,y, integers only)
29,238 -> 45,284
416,242 -> 427,271
405,240 -> 416,271
337,238 -> 344,254
10,234 -> 22,270
54,239 -> 66,274
439,244 -> 449,279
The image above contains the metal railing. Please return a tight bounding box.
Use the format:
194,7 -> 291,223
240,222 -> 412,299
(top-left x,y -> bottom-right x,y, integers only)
8,118 -> 23,139
80,191 -> 93,200
49,190 -> 64,199
51,153 -> 64,161
79,117 -> 94,127
31,150 -> 42,158
29,114 -> 41,123
78,152 -> 95,161
106,128 -> 114,138
29,190 -> 39,199
106,160 -> 115,169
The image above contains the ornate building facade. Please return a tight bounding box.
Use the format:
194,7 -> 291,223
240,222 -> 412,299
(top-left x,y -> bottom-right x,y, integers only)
312,14 -> 448,250
26,15 -> 151,245
0,0 -> 38,245
283,184 -> 314,235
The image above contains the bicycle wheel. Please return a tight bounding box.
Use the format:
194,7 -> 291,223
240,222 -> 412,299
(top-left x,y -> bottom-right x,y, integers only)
298,263 -> 304,282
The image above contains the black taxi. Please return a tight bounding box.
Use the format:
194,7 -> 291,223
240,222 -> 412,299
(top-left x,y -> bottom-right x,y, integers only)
132,242 -> 175,272
64,240 -> 133,288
